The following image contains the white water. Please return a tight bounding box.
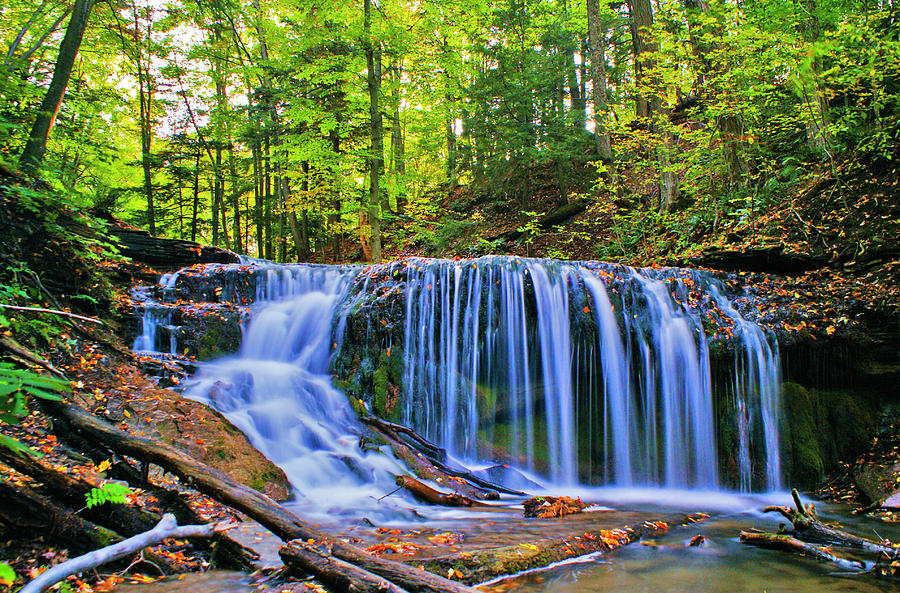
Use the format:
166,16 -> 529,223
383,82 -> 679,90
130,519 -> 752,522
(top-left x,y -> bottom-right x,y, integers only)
397,257 -> 780,490
135,256 -> 783,502
179,265 -> 404,515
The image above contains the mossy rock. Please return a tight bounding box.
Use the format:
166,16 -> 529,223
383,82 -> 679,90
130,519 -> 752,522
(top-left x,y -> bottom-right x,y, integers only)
781,382 -> 826,487
780,382 -> 878,489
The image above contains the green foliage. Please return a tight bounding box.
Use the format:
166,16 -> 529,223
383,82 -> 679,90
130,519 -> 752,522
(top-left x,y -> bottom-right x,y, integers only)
0,562 -> 16,586
84,482 -> 133,509
0,362 -> 69,425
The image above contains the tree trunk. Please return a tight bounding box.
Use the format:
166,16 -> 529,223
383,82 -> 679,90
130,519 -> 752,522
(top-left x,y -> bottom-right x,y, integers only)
280,542 -> 409,593
19,0 -> 95,175
420,513 -> 707,585
628,0 -> 678,212
682,0 -> 748,190
364,0 -> 383,264
586,0 -> 614,162
191,150 -> 200,242
0,482 -> 121,555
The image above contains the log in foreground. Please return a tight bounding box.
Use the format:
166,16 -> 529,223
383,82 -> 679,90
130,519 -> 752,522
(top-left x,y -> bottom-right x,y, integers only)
20,513 -> 231,593
418,513 -> 709,585
280,540 -> 409,593
739,530 -> 870,573
49,402 -> 478,593
763,489 -> 898,555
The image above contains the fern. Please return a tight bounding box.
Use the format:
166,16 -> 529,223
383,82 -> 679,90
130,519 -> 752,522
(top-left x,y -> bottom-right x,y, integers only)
0,362 -> 70,425
84,482 -> 132,509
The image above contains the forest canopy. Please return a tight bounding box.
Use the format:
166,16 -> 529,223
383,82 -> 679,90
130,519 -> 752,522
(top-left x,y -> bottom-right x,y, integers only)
1,0 -> 898,263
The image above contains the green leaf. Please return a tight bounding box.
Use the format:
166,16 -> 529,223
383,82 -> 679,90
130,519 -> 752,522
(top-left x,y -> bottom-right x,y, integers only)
0,562 -> 16,586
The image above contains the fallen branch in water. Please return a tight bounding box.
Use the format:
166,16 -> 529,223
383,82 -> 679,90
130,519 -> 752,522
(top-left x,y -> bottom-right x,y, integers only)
20,514 -> 233,593
739,530 -> 871,573
763,488 -> 897,555
363,416 -> 523,497
394,475 -> 492,508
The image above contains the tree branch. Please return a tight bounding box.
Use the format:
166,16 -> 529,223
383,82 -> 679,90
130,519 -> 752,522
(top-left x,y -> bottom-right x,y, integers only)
20,513 -> 234,593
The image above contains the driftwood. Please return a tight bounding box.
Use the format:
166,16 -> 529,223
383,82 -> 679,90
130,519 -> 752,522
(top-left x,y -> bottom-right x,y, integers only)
20,513 -> 233,593
394,475 -> 491,508
741,489 -> 900,578
418,513 -> 708,585
280,540 -> 409,593
763,489 -> 898,555
363,416 -> 523,497
47,401 -> 478,593
739,530 -> 870,573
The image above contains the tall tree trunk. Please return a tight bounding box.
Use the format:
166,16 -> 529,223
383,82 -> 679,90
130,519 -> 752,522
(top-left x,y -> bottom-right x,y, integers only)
211,177 -> 219,246
683,0 -> 748,189
799,0 -> 830,155
263,135 -> 273,260
364,0 -> 382,264
191,150 -> 200,242
252,140 -> 264,257
327,128 -> 342,262
390,61 -> 407,215
627,0 -> 651,119
628,0 -> 678,212
228,142 -> 242,253
133,5 -> 155,236
19,0 -> 95,175
586,0 -> 614,162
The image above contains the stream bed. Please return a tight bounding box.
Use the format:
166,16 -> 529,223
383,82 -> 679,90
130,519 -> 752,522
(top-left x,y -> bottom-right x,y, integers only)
116,490 -> 900,593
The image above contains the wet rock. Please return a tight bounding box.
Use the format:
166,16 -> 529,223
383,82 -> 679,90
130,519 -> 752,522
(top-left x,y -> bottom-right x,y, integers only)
105,367 -> 292,501
854,462 -> 900,504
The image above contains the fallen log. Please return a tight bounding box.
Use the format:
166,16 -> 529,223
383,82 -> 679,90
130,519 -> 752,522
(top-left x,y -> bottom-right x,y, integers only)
47,401 -> 478,593
0,443 -> 159,536
739,530 -> 870,573
280,540 -> 409,593
763,489 -> 898,555
20,513 -> 233,593
363,416 -> 523,497
394,475 -> 491,508
0,481 -> 121,555
417,513 -> 708,585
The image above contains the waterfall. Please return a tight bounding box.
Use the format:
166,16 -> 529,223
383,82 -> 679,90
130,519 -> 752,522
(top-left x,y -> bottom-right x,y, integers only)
381,257 -> 781,490
134,256 -> 784,497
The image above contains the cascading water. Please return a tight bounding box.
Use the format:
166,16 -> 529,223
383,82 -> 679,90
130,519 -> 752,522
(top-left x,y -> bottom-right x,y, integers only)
369,256 -> 782,491
134,255 -> 784,500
